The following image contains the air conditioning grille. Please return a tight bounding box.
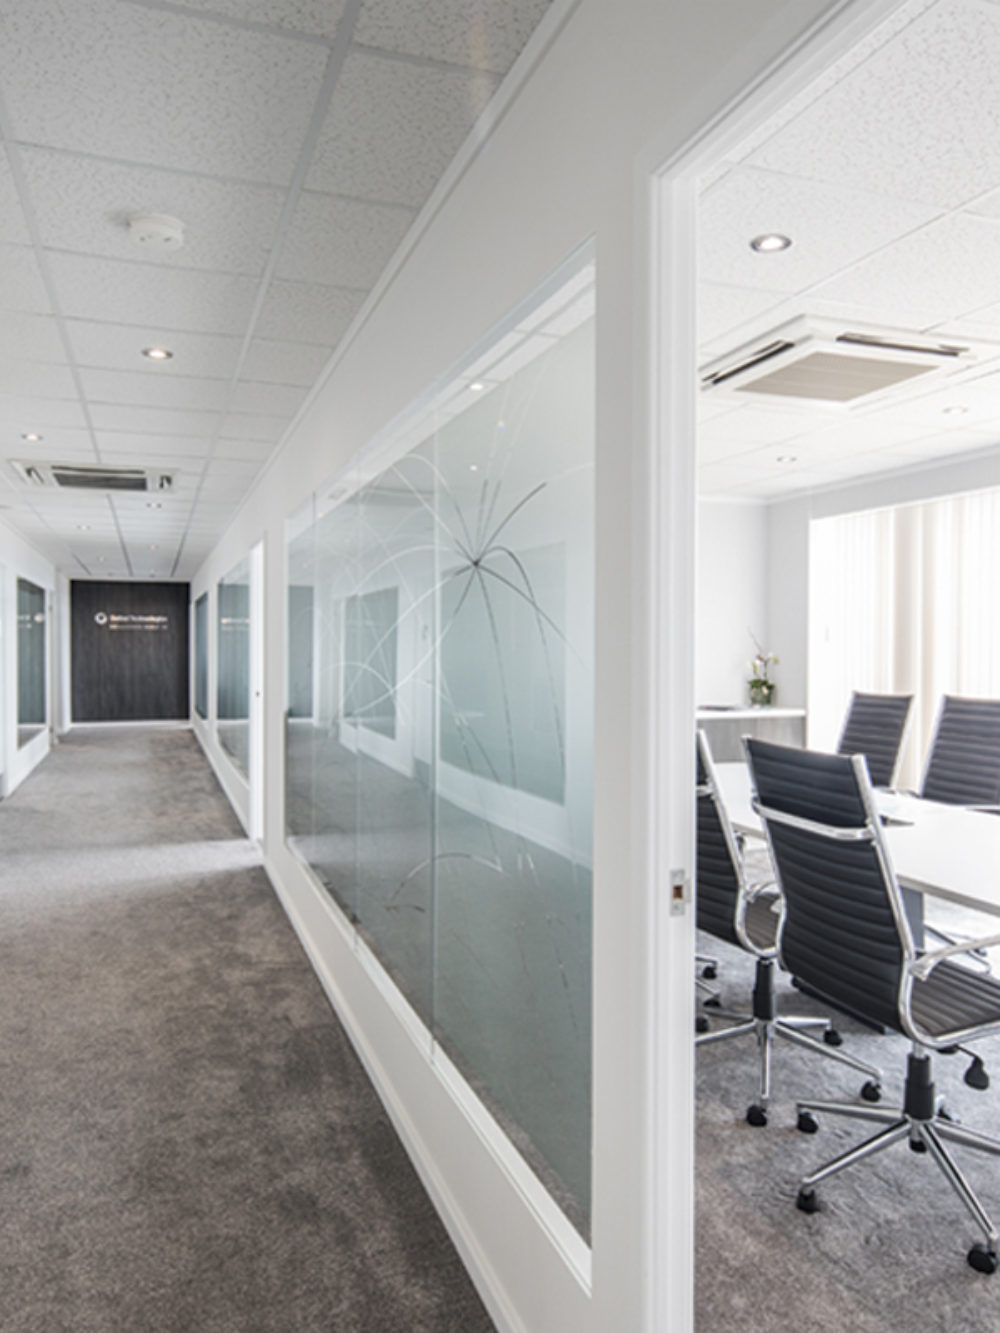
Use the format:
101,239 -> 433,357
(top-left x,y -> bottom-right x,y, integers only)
51,465 -> 149,491
735,350 -> 938,403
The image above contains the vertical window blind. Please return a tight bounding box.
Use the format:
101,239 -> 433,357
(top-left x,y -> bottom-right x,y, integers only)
809,486 -> 1000,788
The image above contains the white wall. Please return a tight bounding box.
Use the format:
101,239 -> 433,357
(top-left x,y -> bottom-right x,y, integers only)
0,517 -> 56,795
696,499 -> 768,706
768,446 -> 1000,712
189,2 -> 845,1329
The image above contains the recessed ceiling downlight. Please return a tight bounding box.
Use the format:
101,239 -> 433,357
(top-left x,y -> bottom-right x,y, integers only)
21,432 -> 43,442
142,346 -> 173,361
750,233 -> 792,254
776,455 -> 798,464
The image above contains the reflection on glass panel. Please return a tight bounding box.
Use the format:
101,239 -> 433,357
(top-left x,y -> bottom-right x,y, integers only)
17,578 -> 47,748
353,453 -> 435,1021
286,495 -> 361,919
283,257 -> 594,1232
217,557 -> 250,776
432,317 -> 594,1232
194,592 -> 208,720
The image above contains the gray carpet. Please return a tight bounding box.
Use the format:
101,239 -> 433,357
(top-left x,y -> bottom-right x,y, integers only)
0,726 -> 495,1333
696,918 -> 1000,1332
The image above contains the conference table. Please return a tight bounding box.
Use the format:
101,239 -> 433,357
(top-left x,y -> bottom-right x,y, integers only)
714,762 -> 1000,920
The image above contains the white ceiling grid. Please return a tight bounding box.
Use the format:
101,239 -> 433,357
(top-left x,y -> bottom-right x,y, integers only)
699,0 -> 1000,499
0,0 -> 554,579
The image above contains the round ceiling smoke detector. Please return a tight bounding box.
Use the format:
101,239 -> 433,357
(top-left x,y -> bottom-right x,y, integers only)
127,212 -> 185,251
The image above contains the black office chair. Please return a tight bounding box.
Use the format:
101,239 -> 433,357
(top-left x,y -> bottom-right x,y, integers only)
837,690 -> 912,787
746,736 -> 1000,1272
695,730 -> 881,1127
920,695 -> 1000,808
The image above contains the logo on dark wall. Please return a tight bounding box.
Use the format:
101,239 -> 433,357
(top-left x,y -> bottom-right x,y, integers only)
94,612 -> 108,625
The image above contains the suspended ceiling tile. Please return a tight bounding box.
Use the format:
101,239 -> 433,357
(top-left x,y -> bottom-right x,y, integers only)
0,395 -> 87,430
178,0 -> 348,39
47,253 -> 259,335
66,321 -> 242,380
20,148 -> 286,276
94,433 -> 214,460
699,167 -> 943,294
0,244 -> 52,314
0,152 -> 30,244
79,368 -> 230,413
229,380 -> 306,418
811,213 -> 1000,328
206,456 -> 263,478
88,403 -> 222,437
220,412 -> 289,442
697,458 -> 777,495
255,279 -> 366,345
306,49 -> 498,207
0,360 -> 78,399
744,0 -> 1000,209
277,191 -> 415,288
213,437 -> 275,461
355,0 -> 553,74
698,403 -> 826,450
0,0 -> 328,186
0,313 -> 64,364
698,282 -> 786,350
877,429 -> 1000,461
241,337 -> 332,386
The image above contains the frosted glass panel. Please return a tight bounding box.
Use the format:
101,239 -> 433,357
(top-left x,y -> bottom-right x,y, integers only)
194,592 -> 208,719
217,557 -> 250,776
284,257 -> 594,1231
352,453 -> 436,1020
17,578 -> 46,747
432,318 -> 594,1229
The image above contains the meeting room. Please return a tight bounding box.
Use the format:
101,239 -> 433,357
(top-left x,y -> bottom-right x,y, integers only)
691,4 -> 1000,1328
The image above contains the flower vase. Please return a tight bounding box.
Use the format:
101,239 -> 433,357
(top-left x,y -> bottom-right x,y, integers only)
750,682 -> 775,707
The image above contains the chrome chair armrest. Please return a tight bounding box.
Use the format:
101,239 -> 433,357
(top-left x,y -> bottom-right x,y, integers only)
909,933 -> 1000,982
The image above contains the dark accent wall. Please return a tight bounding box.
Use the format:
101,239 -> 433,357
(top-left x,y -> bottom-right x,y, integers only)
71,581 -> 190,722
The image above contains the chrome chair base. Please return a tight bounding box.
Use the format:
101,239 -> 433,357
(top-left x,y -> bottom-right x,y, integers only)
795,1049 -> 1000,1272
696,957 -> 882,1126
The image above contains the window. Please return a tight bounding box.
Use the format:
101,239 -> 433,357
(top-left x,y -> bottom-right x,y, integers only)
809,486 -> 1000,785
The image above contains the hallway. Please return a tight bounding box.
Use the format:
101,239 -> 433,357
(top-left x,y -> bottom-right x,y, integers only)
0,727 -> 494,1333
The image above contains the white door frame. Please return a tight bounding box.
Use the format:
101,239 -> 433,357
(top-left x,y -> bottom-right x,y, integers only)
637,0 -> 912,1325
249,538 -> 265,843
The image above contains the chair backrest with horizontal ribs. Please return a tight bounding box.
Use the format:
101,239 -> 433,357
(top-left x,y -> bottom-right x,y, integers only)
836,690 -> 912,788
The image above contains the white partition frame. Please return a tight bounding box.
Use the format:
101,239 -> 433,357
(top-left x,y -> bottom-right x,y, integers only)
639,0 -> 915,1323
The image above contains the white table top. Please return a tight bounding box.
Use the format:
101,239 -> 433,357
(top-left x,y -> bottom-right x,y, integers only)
714,762 -> 1000,918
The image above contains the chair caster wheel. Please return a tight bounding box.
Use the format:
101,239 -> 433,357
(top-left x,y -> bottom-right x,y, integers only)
797,1111 -> 819,1134
965,1057 -> 990,1091
746,1104 -> 768,1127
823,1029 -> 843,1047
703,996 -> 721,1009
796,1188 -> 820,1214
695,1015 -> 709,1034
969,1244 -> 998,1274
909,1138 -> 928,1153
701,964 -> 717,981
860,1081 -> 882,1103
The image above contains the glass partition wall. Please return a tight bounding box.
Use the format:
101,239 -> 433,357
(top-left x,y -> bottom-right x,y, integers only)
17,578 -> 46,747
217,558 -> 250,775
194,592 -> 208,720
285,258 -> 595,1233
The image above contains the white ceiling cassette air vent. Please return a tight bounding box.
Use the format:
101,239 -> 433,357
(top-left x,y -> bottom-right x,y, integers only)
11,462 -> 174,492
700,317 -> 979,407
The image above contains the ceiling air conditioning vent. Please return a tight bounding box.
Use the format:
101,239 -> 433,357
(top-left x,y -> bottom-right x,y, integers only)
52,465 -> 148,491
10,461 -> 174,492
700,317 -> 979,407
